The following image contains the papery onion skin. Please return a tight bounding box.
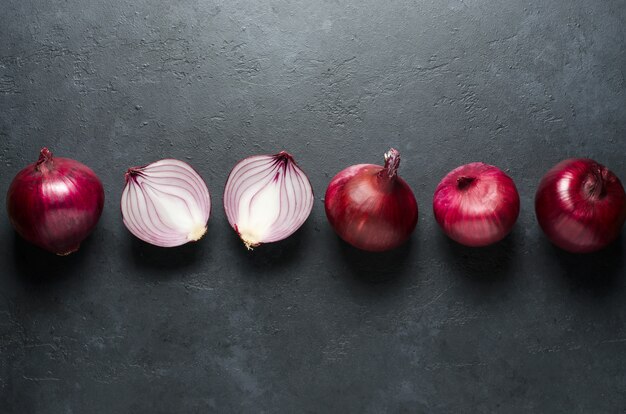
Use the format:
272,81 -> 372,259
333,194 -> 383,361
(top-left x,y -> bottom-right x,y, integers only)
121,159 -> 211,248
223,151 -> 314,249
433,162 -> 520,247
325,148 -> 418,252
535,158 -> 626,253
6,148 -> 105,255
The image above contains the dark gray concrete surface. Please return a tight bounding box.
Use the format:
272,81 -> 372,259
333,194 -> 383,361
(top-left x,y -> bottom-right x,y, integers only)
1,0 -> 625,412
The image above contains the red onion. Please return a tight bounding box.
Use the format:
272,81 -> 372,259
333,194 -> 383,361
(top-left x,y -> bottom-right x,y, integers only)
324,148 -> 418,252
433,162 -> 520,247
6,148 -> 105,255
535,158 -> 626,253
121,159 -> 211,247
223,151 -> 314,249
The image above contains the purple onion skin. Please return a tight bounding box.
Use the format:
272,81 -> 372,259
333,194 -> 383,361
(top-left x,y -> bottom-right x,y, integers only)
433,162 -> 520,247
325,149 -> 418,252
7,148 -> 105,255
535,158 -> 626,253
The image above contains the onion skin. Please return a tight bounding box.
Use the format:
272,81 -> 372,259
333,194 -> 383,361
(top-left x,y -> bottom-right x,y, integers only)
535,158 -> 626,253
6,148 -> 105,255
325,149 -> 418,252
433,162 -> 520,247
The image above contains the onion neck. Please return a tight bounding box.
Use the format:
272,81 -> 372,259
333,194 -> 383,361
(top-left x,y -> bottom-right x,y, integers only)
125,167 -> 143,183
380,148 -> 401,181
274,151 -> 294,166
457,176 -> 476,190
583,167 -> 608,200
36,147 -> 54,173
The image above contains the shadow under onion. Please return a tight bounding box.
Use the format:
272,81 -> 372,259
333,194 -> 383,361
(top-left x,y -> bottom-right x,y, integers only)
334,235 -> 414,284
438,230 -> 517,284
226,220 -> 310,274
548,235 -> 624,296
11,232 -> 93,285
128,235 -> 206,274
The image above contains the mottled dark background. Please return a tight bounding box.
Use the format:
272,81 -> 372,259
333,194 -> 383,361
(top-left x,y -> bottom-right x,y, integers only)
1,0 -> 625,412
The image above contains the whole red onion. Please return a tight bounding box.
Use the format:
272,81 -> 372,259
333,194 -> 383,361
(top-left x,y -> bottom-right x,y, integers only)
433,162 -> 520,247
6,148 -> 105,255
324,148 -> 418,252
535,158 -> 626,253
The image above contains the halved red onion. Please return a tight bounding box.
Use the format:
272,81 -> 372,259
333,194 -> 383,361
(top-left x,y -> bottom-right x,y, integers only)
121,159 -> 211,247
223,151 -> 314,249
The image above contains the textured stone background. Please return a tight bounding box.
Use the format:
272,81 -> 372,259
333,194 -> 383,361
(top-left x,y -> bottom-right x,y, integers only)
1,0 -> 625,412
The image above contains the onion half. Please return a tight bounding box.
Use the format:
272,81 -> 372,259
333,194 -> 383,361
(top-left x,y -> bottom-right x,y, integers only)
223,151 -> 314,249
121,159 -> 211,247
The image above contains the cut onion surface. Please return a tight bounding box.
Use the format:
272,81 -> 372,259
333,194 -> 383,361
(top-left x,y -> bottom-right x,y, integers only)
121,159 -> 211,247
224,151 -> 314,249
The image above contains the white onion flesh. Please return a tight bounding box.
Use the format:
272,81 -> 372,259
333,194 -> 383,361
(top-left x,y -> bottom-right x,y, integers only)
121,159 -> 211,247
224,152 -> 314,249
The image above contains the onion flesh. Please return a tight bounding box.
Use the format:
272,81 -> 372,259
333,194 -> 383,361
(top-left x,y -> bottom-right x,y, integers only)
223,151 -> 314,249
535,158 -> 626,253
6,148 -> 105,255
324,148 -> 418,252
121,159 -> 211,247
433,162 -> 520,247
